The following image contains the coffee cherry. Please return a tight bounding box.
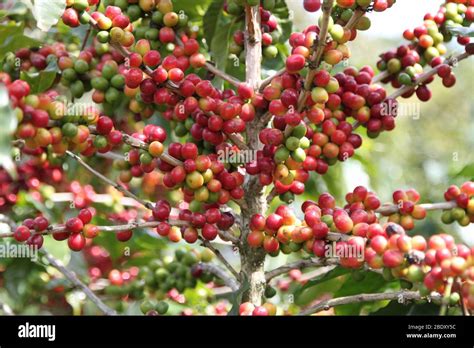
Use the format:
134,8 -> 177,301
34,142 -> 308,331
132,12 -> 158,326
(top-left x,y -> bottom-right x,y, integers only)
97,116 -> 114,135
83,224 -> 99,239
125,68 -> 144,88
78,208 -> 93,224
34,216 -> 49,232
66,217 -> 84,234
252,306 -> 269,316
68,233 -> 86,251
237,83 -> 254,100
14,225 -> 31,242
202,223 -> 218,240
149,141 -> 164,157
62,8 -> 80,27
286,54 -> 306,73
303,0 -> 321,12
27,235 -> 44,249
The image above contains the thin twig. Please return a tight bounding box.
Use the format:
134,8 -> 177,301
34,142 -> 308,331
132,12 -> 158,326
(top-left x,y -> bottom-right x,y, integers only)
218,229 -> 240,245
353,52 -> 471,131
440,277 -> 454,316
266,188 -> 278,204
80,0 -> 101,51
199,262 -> 240,291
299,290 -> 442,315
296,0 -> 335,113
457,278 -> 471,316
200,237 -> 240,280
204,62 -> 242,87
376,201 -> 457,216
65,151 -> 154,210
371,70 -> 390,84
227,133 -> 250,151
265,257 -> 340,282
388,52 -> 469,100
344,8 -> 365,30
259,68 -> 285,92
41,249 -> 117,315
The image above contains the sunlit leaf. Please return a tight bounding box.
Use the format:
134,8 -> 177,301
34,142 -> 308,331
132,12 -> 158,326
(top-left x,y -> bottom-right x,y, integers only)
31,0 -> 66,32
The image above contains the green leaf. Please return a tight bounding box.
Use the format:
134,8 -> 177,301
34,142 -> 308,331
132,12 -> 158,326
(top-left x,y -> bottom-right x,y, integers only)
333,272 -> 400,315
276,0 -> 293,42
31,0 -> 66,32
0,84 -> 18,180
0,23 -> 41,61
453,163 -> 474,180
210,21 -> 233,90
295,266 -> 351,298
203,0 -> 225,46
3,258 -> 32,300
227,277 -> 248,316
20,59 -> 59,94
172,0 -> 213,19
446,25 -> 474,38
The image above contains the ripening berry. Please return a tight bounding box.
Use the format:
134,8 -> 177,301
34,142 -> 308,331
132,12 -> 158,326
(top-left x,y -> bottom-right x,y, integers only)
66,217 -> 84,234
303,0 -> 321,12
14,225 -> 31,242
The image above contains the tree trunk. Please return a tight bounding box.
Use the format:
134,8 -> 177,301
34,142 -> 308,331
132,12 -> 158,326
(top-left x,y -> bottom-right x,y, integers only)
240,4 -> 266,306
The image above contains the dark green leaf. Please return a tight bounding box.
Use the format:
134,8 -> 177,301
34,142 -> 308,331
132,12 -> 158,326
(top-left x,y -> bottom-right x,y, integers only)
295,266 -> 351,298
0,23 -> 41,61
20,59 -> 59,94
453,163 -> 474,180
333,272 -> 400,315
203,0 -> 225,46
228,277 -> 248,316
172,0 -> 213,19
210,21 -> 233,90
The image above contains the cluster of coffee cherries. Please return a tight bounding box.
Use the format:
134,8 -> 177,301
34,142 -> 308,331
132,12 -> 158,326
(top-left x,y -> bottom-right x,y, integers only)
13,215 -> 50,248
244,182 -> 474,310
62,0 -> 99,28
336,0 -> 395,12
247,205 -> 307,254
376,0 -> 473,100
91,6 -> 135,47
382,189 -> 427,231
255,64 -> 394,202
0,160 -> 63,212
7,76 -> 103,155
58,51 -> 98,99
3,43 -> 67,76
239,301 -> 277,316
137,248 -> 215,315
365,222 -> 474,312
441,182 -> 474,226
153,202 -> 235,243
13,208 -> 98,252
91,60 -> 127,106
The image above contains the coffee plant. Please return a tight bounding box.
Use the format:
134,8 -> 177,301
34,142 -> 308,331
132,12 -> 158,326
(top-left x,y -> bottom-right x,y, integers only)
0,0 -> 473,316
